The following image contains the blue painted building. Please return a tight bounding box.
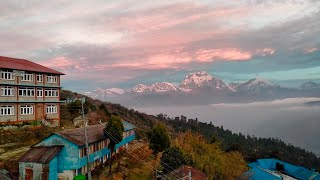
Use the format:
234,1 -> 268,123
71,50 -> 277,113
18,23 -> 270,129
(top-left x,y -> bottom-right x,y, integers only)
245,158 -> 320,180
18,121 -> 136,180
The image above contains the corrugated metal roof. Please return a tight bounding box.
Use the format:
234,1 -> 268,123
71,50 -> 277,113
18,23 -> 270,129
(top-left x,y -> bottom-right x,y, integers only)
18,146 -> 63,163
165,165 -> 207,180
0,56 -> 64,75
247,158 -> 320,180
55,121 -> 135,147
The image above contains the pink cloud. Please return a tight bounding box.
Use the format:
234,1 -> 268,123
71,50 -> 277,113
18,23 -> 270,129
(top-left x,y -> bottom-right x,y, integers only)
41,57 -> 88,71
196,49 -> 252,61
110,3 -> 248,33
304,48 -> 318,53
255,48 -> 276,56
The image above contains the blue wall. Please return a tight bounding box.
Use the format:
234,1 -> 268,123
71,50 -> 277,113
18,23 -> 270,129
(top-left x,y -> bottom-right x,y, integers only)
49,156 -> 58,180
79,134 -> 135,167
35,134 -> 80,172
36,133 -> 135,173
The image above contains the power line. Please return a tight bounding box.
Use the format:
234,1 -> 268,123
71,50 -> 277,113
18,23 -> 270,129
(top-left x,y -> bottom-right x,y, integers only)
106,126 -> 184,180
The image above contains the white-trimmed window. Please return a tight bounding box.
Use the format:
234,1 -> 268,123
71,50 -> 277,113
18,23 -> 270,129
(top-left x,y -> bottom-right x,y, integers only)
37,88 -> 43,97
19,87 -> 35,97
1,70 -> 14,80
21,72 -> 33,82
0,106 -> 14,115
47,75 -> 57,83
1,86 -> 14,96
45,88 -> 59,97
36,73 -> 43,82
20,105 -> 33,115
46,105 -> 57,114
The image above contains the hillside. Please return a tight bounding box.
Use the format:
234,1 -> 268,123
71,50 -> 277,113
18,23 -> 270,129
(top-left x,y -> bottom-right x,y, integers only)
60,89 -> 320,170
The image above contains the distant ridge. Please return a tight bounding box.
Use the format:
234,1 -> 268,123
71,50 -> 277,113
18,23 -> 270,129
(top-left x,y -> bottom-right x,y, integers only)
85,71 -> 320,106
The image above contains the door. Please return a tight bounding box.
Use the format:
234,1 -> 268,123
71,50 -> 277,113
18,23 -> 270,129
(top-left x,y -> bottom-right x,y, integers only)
36,103 -> 44,120
25,168 -> 33,180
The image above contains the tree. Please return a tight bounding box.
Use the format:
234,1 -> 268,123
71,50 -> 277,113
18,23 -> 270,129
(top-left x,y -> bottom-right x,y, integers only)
148,123 -> 170,155
160,147 -> 192,173
104,115 -> 124,175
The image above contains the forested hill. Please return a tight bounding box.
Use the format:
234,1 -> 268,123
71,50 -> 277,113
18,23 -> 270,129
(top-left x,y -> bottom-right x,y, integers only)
60,89 -> 320,170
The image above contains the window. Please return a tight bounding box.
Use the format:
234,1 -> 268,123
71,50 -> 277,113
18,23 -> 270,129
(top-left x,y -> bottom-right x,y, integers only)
80,148 -> 87,158
1,86 -> 14,96
20,105 -> 33,115
44,88 -> 59,97
47,75 -> 57,83
21,72 -> 33,81
46,105 -> 57,114
19,87 -> 35,97
0,106 -> 14,115
36,88 -> 43,97
1,70 -> 14,80
36,73 -> 43,82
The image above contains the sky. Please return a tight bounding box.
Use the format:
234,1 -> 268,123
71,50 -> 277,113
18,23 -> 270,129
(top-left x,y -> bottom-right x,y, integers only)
1,0 -> 320,92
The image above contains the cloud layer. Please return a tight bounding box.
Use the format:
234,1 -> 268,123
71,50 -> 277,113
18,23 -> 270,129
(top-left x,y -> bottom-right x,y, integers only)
136,98 -> 320,155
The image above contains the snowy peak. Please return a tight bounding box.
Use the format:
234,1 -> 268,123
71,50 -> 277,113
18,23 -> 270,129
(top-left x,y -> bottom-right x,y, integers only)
179,71 -> 213,89
130,84 -> 152,93
150,82 -> 177,92
300,82 -> 320,90
179,71 -> 235,92
238,78 -> 277,91
85,88 -> 125,98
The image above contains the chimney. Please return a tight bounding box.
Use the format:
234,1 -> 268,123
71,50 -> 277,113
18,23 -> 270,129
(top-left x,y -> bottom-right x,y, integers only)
188,170 -> 191,180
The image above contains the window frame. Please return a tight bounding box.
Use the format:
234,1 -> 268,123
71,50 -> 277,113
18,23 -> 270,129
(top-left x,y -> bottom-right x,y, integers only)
0,70 -> 15,80
44,88 -> 59,97
46,105 -> 57,114
21,72 -> 34,82
46,75 -> 57,83
20,105 -> 33,115
1,86 -> 15,96
36,73 -> 43,82
36,88 -> 43,97
0,105 -> 15,116
18,87 -> 35,97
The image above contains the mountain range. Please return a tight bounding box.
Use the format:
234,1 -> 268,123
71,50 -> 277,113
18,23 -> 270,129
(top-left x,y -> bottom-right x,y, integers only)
84,71 -> 320,106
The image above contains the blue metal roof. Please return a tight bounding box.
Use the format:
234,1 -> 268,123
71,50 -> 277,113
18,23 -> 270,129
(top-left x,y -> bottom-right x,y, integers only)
246,158 -> 320,180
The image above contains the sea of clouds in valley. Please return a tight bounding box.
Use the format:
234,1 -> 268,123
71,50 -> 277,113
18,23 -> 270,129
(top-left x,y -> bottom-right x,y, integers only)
135,98 -> 320,155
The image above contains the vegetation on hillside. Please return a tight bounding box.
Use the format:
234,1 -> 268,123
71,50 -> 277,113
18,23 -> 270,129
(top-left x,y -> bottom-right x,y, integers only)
172,132 -> 248,179
158,114 -> 320,169
60,89 -> 320,171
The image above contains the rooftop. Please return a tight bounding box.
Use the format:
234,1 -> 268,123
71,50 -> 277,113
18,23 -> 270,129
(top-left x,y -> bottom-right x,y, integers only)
18,146 -> 63,163
0,56 -> 64,75
54,121 -> 135,147
246,158 -> 320,180
165,165 -> 207,180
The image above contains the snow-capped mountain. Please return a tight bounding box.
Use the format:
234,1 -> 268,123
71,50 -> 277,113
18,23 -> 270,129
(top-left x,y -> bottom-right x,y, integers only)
229,82 -> 241,89
150,82 -> 177,92
129,84 -> 152,93
128,82 -> 177,93
179,71 -> 235,92
84,71 -> 320,106
300,82 -> 320,90
237,78 -> 278,91
85,88 -> 125,99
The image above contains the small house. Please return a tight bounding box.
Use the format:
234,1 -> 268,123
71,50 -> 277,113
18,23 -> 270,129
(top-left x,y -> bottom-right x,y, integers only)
18,121 -> 135,180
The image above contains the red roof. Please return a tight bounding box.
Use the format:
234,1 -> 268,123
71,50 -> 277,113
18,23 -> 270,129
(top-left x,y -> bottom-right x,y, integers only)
0,56 -> 64,75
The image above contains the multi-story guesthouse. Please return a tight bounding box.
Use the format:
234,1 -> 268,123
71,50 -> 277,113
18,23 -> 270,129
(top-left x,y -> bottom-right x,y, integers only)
0,56 -> 64,125
18,121 -> 136,180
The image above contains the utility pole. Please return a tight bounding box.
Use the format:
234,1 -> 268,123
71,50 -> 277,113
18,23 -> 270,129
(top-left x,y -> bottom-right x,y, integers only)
82,97 -> 92,180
